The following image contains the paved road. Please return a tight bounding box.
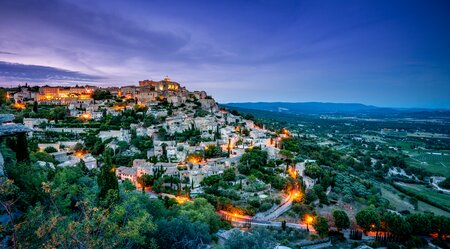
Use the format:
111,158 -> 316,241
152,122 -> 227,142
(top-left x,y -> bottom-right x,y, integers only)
219,210 -> 314,232
260,193 -> 294,221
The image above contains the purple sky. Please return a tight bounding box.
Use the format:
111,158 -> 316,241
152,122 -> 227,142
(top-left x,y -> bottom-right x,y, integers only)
0,0 -> 449,108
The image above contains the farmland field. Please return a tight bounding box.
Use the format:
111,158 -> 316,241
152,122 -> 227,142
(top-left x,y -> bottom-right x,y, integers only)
395,182 -> 450,210
381,184 -> 450,217
407,151 -> 450,177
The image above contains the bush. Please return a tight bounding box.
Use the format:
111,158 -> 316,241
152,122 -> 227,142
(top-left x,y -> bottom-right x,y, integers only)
44,146 -> 58,153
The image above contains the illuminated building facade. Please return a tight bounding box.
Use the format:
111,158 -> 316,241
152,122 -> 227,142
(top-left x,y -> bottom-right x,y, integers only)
139,76 -> 180,92
37,86 -> 95,103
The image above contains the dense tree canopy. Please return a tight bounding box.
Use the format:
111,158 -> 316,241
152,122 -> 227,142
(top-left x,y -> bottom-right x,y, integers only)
332,209 -> 350,231
224,227 -> 277,249
238,147 -> 268,175
356,206 -> 380,232
313,216 -> 329,238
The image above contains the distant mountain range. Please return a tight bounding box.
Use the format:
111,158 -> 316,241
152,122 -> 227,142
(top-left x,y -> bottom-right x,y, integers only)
222,102 -> 450,115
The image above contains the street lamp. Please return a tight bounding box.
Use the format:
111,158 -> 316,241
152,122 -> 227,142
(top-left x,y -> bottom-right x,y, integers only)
305,215 -> 313,232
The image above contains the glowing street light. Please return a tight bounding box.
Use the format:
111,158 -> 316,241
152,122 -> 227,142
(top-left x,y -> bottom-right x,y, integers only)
13,103 -> 26,110
305,215 -> 314,231
79,113 -> 91,121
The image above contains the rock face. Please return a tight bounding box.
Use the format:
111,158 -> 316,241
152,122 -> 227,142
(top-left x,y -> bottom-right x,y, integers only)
0,124 -> 32,137
0,114 -> 14,123
0,114 -> 33,137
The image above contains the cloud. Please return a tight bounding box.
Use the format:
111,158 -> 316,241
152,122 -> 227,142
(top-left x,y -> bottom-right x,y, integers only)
0,51 -> 15,55
0,0 -> 224,64
0,61 -> 103,83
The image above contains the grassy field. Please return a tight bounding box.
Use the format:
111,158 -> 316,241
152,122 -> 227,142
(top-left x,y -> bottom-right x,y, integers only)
406,151 -> 450,177
396,183 -> 450,209
380,184 -> 450,217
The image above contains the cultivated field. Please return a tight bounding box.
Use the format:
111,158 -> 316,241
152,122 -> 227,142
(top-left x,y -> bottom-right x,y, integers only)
407,151 -> 450,177
381,184 -> 450,217
395,183 -> 450,210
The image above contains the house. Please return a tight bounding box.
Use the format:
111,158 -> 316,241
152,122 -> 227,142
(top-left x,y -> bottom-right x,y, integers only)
81,154 -> 97,170
23,118 -> 47,129
98,129 -> 130,142
51,151 -> 69,163
116,166 -> 138,184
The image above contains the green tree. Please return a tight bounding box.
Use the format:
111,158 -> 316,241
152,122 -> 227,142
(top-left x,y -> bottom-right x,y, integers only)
97,149 -> 119,204
332,209 -> 350,231
30,151 -> 56,165
204,144 -> 222,158
406,213 -> 432,235
156,216 -> 211,249
238,147 -> 268,175
137,174 -> 154,192
33,101 -> 38,112
438,177 -> 450,189
44,146 -> 58,153
178,198 -> 223,233
355,206 -> 380,233
313,215 -> 329,238
224,227 -> 277,249
92,89 -> 113,100
223,168 -> 236,182
73,142 -> 83,152
48,106 -> 67,121
0,88 -> 7,105
121,179 -> 136,192
382,212 -> 411,239
16,133 -> 30,162
0,177 -> 20,248
304,163 -> 323,179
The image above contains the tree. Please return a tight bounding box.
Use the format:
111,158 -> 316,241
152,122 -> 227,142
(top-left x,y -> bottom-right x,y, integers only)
223,168 -> 236,182
204,144 -> 222,159
0,88 -> 7,106
238,147 -> 268,175
156,216 -> 211,249
214,125 -> 221,140
4,162 -> 48,209
178,198 -> 223,233
19,192 -> 158,248
121,179 -> 136,192
224,227 -> 277,249
73,142 -> 83,152
92,89 -> 112,100
97,149 -> 119,204
406,213 -> 432,235
438,177 -> 450,189
16,133 -> 30,162
382,212 -> 411,239
313,216 -> 329,238
137,174 -> 154,192
116,141 -> 129,154
33,101 -> 38,112
0,177 -> 20,248
48,106 -> 67,121
304,190 -> 318,204
355,206 -> 380,233
160,142 -> 168,162
44,146 -> 58,153
76,159 -> 89,175
333,209 -> 350,231
304,163 -> 323,179
30,151 -> 56,165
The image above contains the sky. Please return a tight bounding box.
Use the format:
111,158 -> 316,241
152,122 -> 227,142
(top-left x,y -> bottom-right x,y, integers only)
0,0 -> 449,108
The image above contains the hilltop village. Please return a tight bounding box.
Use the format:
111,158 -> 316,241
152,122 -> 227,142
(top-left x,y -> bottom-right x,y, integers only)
4,77 -> 287,190
1,78 -> 449,249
